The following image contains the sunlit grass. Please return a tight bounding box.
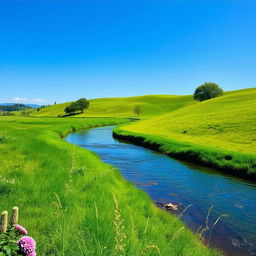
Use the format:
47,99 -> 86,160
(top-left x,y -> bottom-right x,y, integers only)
114,88 -> 256,178
27,94 -> 196,118
0,116 -> 219,255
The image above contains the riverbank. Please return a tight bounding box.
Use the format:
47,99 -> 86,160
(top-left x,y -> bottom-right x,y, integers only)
67,125 -> 256,256
113,126 -> 256,181
113,89 -> 256,181
0,116 -> 219,256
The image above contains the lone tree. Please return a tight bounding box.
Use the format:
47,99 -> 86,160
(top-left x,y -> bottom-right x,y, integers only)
133,105 -> 141,117
64,98 -> 90,115
76,98 -> 90,113
194,82 -> 223,102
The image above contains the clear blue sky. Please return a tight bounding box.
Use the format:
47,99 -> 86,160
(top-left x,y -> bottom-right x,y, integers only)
0,1 -> 255,104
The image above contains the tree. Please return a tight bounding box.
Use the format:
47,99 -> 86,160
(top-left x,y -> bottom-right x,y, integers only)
76,98 -> 90,113
194,82 -> 223,102
65,103 -> 77,115
64,98 -> 90,115
133,105 -> 141,117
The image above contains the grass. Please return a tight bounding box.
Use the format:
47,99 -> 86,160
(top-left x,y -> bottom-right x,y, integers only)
113,88 -> 256,179
0,116 -> 219,256
28,94 -> 196,118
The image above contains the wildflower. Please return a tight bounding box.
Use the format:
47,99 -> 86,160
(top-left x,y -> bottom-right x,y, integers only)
10,206 -> 19,225
15,224 -> 28,235
28,252 -> 36,256
17,236 -> 36,255
0,211 -> 8,233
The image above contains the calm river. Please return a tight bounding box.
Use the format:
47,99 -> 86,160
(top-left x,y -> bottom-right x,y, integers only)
65,125 -> 256,256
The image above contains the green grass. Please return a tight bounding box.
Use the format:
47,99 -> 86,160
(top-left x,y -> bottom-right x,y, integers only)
0,116 -> 218,256
113,88 -> 256,179
29,94 -> 196,118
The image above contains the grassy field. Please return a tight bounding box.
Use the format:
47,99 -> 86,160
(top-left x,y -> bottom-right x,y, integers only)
113,88 -> 256,179
29,95 -> 196,118
0,116 -> 218,256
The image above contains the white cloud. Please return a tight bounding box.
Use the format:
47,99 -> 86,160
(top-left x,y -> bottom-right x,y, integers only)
13,97 -> 27,102
32,98 -> 44,103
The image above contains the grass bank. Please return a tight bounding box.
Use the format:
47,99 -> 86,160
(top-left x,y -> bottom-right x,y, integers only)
113,88 -> 256,180
0,116 -> 219,256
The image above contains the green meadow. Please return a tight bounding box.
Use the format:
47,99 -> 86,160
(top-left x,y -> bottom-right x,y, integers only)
29,94 -> 196,118
12,88 -> 256,179
0,116 -> 219,256
113,88 -> 256,179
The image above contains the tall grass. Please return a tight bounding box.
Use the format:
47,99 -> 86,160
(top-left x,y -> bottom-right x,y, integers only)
0,116 -> 219,255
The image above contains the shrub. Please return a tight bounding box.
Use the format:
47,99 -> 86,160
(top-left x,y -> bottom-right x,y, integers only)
194,82 -> 223,102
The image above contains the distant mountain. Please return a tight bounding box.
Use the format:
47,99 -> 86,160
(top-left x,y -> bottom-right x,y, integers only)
0,103 -> 32,112
0,103 -> 40,108
26,104 -> 41,108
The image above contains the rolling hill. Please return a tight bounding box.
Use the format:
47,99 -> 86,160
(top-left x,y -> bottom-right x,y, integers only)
113,88 -> 256,178
30,94 -> 196,118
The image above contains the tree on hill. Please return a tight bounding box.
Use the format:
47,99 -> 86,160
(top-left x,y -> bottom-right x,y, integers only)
76,98 -> 90,113
194,82 -> 223,102
64,98 -> 90,115
133,105 -> 142,117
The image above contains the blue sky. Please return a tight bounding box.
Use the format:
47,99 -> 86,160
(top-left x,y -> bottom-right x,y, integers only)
0,1 -> 255,104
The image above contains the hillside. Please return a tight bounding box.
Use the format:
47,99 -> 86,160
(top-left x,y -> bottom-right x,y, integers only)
113,88 -> 256,178
30,94 -> 196,118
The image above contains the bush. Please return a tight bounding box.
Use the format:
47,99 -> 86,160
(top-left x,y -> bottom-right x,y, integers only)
194,82 -> 223,102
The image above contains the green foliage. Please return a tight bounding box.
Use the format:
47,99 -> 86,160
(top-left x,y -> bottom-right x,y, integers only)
0,116 -> 218,256
0,230 -> 20,256
194,82 -> 223,102
64,98 -> 90,115
76,98 -> 90,113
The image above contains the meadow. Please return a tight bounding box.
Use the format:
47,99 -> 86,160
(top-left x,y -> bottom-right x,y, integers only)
28,94 -> 196,118
0,116 -> 219,256
113,88 -> 256,179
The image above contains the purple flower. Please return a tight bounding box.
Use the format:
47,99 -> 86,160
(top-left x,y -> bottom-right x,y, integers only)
28,252 -> 36,256
15,224 -> 28,235
17,236 -> 36,255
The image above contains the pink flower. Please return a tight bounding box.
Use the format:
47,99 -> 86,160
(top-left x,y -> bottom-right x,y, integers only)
17,236 -> 36,255
28,252 -> 36,256
15,224 -> 28,235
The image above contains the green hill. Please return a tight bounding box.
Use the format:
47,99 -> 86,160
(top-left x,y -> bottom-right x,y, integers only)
114,88 -> 256,179
31,94 -> 196,118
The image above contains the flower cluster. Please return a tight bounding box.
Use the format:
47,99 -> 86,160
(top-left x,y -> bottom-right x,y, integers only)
0,207 -> 37,256
17,236 -> 36,256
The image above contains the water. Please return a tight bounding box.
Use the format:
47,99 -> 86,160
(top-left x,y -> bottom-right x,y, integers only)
65,125 -> 256,256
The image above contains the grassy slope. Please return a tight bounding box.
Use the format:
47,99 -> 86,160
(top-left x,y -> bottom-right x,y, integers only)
31,95 -> 196,118
113,88 -> 256,178
0,116 -> 218,256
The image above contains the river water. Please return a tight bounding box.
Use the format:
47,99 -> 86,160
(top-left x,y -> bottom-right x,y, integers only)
65,125 -> 256,256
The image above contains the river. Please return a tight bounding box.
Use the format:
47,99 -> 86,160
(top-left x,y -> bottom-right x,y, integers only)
65,125 -> 256,256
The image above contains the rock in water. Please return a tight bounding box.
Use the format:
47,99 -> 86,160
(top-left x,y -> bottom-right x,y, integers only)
165,203 -> 179,211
